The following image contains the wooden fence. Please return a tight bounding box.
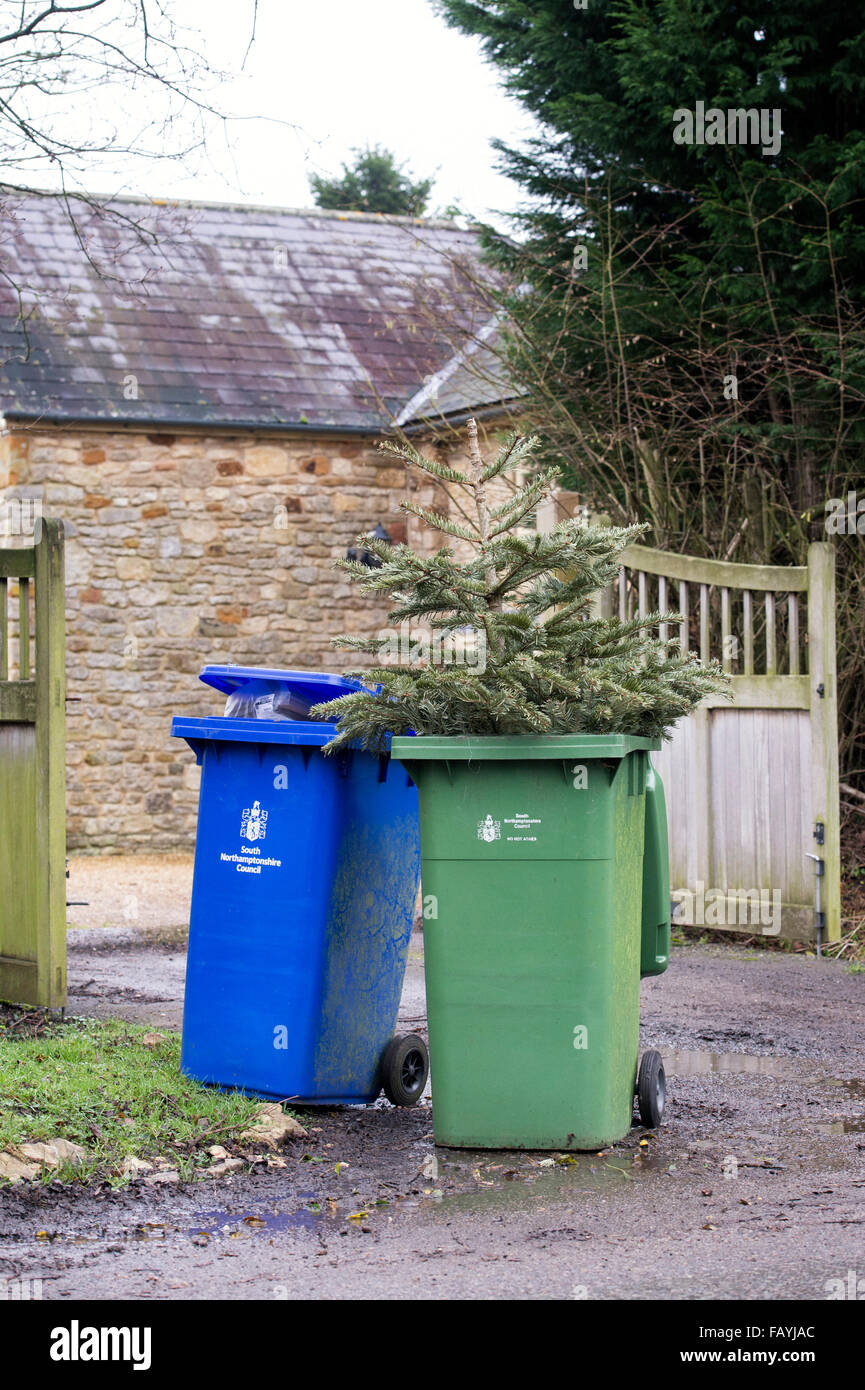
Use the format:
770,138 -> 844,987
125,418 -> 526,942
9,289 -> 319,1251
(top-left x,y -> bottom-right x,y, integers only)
538,497 -> 840,943
0,517 -> 67,1007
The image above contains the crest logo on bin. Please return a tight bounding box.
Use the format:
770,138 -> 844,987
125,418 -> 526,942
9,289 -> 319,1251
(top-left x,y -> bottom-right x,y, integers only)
240,800 -> 268,842
477,814 -> 501,843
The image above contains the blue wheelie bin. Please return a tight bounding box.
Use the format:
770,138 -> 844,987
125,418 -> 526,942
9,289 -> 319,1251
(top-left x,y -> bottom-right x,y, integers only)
170,666 -> 426,1107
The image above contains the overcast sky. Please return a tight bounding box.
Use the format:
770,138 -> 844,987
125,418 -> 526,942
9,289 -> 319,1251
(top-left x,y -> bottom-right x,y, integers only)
42,0 -> 542,227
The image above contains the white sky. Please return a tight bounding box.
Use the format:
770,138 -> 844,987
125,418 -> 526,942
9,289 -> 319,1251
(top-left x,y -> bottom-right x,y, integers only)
31,0 -> 542,227
182,0 -> 540,223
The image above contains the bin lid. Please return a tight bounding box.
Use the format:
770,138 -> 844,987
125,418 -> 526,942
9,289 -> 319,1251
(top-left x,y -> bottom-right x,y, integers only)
390,733 -> 660,759
170,715 -> 396,759
198,665 -> 369,704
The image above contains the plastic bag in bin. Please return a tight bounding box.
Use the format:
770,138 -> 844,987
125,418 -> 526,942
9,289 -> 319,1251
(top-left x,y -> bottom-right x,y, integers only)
224,687 -> 312,721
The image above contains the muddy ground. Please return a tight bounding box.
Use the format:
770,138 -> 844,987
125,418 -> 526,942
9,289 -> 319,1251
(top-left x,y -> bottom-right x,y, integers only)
1,898 -> 864,1301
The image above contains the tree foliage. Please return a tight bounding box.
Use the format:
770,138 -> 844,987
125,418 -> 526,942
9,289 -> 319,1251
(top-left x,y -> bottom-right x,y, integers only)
309,145 -> 433,217
434,0 -> 865,792
311,421 -> 727,750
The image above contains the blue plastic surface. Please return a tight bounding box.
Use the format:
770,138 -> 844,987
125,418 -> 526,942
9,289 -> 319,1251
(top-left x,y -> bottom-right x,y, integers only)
171,697 -> 421,1105
198,664 -> 370,705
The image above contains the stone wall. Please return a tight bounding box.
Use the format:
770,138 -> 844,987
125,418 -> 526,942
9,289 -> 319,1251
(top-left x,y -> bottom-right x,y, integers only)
3,423 -> 480,850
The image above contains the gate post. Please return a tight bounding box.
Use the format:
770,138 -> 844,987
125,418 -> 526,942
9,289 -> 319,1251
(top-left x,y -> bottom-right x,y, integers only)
35,518 -> 67,1006
808,541 -> 841,943
0,517 -> 66,1008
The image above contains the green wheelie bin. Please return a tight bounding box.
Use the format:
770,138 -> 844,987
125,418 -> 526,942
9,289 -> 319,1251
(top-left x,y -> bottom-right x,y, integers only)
392,733 -> 670,1150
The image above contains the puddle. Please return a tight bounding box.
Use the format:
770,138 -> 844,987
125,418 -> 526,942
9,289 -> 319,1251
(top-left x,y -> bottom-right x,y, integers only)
416,1147 -> 668,1217
189,1195 -> 337,1240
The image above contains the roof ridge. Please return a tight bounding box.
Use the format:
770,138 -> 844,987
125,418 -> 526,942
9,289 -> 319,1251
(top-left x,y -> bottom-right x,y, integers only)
0,185 -> 477,232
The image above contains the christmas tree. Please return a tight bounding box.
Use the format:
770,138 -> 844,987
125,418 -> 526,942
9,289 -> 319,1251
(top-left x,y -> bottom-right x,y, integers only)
311,421 -> 728,749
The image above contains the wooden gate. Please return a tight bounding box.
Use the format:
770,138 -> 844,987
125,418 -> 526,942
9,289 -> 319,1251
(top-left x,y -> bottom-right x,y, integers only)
616,541 -> 839,943
0,517 -> 66,1007
537,497 -> 840,944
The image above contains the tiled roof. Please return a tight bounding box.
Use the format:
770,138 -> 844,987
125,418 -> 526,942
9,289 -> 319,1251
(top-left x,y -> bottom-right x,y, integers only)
395,317 -> 520,428
0,193 -> 501,431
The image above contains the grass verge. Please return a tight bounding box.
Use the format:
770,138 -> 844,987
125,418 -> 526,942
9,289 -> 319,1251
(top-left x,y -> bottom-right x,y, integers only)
0,1008 -> 275,1186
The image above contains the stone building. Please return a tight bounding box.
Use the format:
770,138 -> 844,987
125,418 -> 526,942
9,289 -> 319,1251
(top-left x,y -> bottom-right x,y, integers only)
0,194 -> 515,849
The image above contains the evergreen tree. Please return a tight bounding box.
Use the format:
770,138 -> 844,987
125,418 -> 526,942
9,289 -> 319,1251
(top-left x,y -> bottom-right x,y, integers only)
311,421 -> 727,750
432,0 -> 865,793
309,145 -> 433,217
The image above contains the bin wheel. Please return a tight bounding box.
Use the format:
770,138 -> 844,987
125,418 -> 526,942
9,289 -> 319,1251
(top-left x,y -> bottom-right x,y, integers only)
637,1049 -> 666,1128
381,1034 -> 428,1107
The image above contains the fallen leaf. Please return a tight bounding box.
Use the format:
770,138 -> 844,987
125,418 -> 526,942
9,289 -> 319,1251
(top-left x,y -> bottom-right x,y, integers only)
239,1103 -> 307,1150
209,1158 -> 244,1177
120,1156 -> 153,1178
0,1152 -> 40,1183
18,1139 -> 87,1171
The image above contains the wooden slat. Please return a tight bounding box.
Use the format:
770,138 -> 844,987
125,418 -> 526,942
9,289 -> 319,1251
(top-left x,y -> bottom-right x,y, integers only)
0,681 -> 37,722
620,543 -> 807,591
788,593 -> 800,675
638,570 -> 647,619
692,704 -> 712,888
18,577 -> 30,679
0,575 -> 7,680
743,590 -> 754,675
700,584 -> 709,663
701,675 -> 810,710
0,956 -> 39,1002
0,550 -> 36,579
679,580 -> 688,656
658,575 -> 668,650
721,587 -> 732,672
765,592 -> 776,675
618,569 -> 626,622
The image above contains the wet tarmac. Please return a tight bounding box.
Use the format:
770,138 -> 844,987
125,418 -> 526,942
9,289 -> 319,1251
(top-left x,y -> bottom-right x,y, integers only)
1,932 -> 863,1299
